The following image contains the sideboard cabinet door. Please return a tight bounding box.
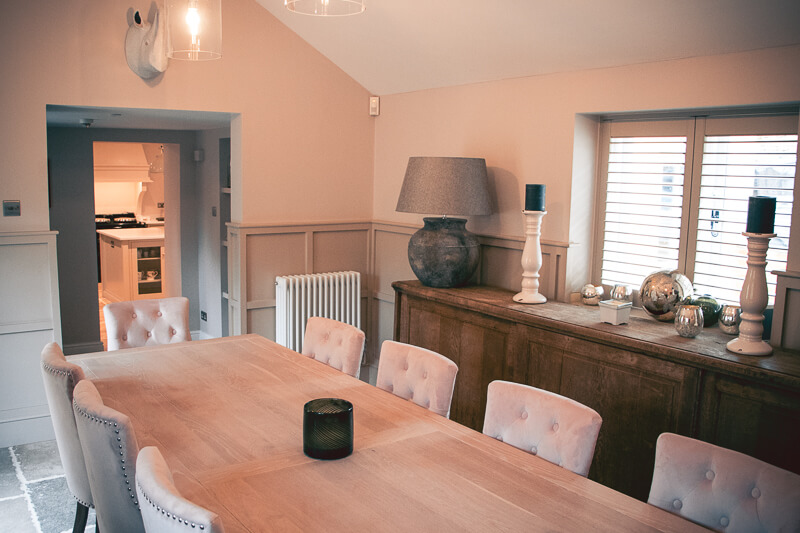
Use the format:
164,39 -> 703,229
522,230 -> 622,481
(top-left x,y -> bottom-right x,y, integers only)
698,372 -> 800,475
519,324 -> 699,500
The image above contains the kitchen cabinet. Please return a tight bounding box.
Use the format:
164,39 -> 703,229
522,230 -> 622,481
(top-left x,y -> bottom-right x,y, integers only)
393,280 -> 800,501
98,227 -> 165,302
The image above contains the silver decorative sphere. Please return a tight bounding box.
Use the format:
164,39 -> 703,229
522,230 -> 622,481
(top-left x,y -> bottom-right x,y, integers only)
639,270 -> 693,322
581,284 -> 604,305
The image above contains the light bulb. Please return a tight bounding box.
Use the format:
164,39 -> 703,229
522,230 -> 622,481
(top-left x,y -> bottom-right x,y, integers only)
186,6 -> 200,38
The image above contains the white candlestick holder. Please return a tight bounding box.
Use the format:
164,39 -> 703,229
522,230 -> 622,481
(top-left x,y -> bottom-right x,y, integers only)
726,232 -> 775,356
513,210 -> 547,304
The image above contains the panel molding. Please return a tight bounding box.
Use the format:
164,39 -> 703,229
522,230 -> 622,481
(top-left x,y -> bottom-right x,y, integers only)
772,270 -> 800,350
0,231 -> 61,446
227,220 -> 574,378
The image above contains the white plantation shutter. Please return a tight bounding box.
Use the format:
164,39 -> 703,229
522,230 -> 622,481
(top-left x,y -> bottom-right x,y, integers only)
600,136 -> 687,287
596,114 -> 798,304
693,133 -> 797,305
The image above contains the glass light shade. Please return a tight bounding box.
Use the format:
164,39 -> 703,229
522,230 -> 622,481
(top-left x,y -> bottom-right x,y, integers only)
285,0 -> 365,16
166,0 -> 222,60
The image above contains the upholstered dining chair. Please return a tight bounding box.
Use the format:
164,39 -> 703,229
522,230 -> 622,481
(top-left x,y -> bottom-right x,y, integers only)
648,432 -> 800,532
376,340 -> 458,418
482,380 -> 602,477
103,296 -> 190,350
302,317 -> 366,379
73,379 -> 145,533
39,342 -> 95,533
136,446 -> 226,533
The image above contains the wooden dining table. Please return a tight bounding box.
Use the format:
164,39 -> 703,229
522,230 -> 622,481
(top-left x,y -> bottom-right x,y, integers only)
72,334 -> 705,532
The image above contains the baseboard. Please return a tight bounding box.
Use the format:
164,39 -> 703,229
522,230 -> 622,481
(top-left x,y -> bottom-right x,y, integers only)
192,330 -> 216,341
0,414 -> 55,448
63,340 -> 105,356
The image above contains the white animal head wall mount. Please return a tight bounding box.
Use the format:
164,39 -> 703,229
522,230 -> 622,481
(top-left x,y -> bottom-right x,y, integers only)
125,7 -> 168,79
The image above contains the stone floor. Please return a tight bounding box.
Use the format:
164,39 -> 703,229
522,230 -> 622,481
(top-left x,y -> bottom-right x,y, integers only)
0,440 -> 96,533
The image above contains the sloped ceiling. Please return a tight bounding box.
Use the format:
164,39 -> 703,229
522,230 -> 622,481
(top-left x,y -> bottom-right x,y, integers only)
257,0 -> 800,95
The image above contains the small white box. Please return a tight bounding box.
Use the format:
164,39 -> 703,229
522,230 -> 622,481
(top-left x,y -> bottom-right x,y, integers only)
599,299 -> 632,325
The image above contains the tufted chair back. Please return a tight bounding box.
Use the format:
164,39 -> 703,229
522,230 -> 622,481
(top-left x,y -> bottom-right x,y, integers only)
648,433 -> 800,532
104,297 -> 190,350
73,379 -> 145,533
136,446 -> 226,533
40,342 -> 94,531
376,340 -> 458,417
302,317 -> 366,379
482,380 -> 602,477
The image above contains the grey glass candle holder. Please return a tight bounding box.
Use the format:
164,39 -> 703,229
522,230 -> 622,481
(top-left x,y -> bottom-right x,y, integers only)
303,398 -> 353,460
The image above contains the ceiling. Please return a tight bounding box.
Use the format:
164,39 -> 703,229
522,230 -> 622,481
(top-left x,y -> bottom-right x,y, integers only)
46,1 -> 800,128
258,0 -> 800,95
46,105 -> 235,130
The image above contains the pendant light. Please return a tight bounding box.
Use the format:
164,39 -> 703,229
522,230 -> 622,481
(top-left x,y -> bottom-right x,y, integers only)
285,0 -> 365,16
166,0 -> 222,60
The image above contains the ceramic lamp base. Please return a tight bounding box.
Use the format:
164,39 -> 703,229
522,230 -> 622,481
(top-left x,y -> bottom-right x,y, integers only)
408,217 -> 479,288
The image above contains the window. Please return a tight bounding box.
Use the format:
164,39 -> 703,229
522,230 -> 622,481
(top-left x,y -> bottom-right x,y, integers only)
595,115 -> 798,305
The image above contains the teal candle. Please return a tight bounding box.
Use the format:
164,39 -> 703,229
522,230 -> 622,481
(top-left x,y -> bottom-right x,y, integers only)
746,196 -> 776,234
525,184 -> 545,211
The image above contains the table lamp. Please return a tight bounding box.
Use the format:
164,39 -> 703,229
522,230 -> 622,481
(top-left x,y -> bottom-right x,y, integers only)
396,157 -> 492,288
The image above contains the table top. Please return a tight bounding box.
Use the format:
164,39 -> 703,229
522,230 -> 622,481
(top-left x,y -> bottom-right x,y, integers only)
72,335 -> 704,532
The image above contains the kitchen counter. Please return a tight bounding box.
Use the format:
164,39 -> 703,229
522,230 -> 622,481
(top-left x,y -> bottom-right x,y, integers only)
96,226 -> 164,241
98,227 -> 164,302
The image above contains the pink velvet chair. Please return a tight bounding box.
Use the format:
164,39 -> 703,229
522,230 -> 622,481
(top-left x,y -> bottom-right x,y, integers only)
73,379 -> 145,533
39,342 -> 95,533
482,380 -> 602,477
136,446 -> 226,533
648,433 -> 800,532
376,340 -> 458,417
103,297 -> 190,350
301,317 -> 366,379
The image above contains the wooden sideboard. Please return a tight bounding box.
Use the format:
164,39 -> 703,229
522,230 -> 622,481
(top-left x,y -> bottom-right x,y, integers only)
393,280 -> 800,501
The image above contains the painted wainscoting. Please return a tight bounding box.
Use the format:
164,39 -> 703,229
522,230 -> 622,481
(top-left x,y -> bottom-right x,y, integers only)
772,270 -> 800,351
226,221 -> 373,359
228,220 -> 571,382
0,232 -> 62,446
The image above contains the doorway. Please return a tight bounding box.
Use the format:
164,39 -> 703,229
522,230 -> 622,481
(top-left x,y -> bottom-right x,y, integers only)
93,142 -> 179,348
46,105 -> 234,354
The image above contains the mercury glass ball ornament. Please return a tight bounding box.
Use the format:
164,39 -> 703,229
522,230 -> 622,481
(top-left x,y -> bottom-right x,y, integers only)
639,270 -> 694,322
581,284 -> 604,305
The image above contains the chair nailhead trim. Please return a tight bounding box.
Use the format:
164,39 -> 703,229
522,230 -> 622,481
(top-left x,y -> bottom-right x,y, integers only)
138,480 -> 207,529
73,399 -> 140,510
41,362 -> 78,385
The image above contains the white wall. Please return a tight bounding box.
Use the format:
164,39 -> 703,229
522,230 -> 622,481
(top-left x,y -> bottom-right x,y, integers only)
373,45 -> 800,290
0,0 -> 374,235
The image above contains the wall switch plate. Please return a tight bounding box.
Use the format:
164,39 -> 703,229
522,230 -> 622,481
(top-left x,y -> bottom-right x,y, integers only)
200,311 -> 207,321
3,200 -> 21,216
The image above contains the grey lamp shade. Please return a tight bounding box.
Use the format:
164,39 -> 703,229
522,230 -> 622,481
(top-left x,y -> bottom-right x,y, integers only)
396,157 -> 492,216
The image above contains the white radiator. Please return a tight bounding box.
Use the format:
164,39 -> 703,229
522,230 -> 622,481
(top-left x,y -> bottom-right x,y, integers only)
275,271 -> 361,351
